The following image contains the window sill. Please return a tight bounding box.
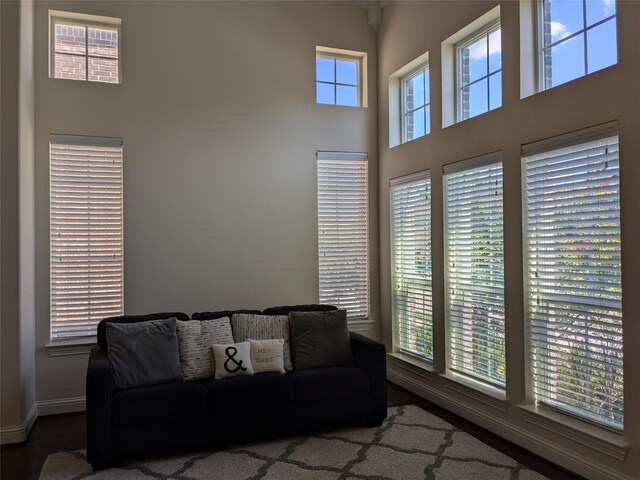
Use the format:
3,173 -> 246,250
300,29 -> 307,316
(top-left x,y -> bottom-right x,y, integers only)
45,338 -> 97,357
518,404 -> 629,461
388,352 -> 435,380
440,373 -> 508,412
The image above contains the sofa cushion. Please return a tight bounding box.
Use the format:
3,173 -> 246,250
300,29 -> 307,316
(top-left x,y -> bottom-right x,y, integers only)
262,304 -> 337,316
289,367 -> 369,403
176,318 -> 234,380
112,381 -> 207,427
106,318 -> 184,390
231,314 -> 293,370
192,309 -> 261,320
250,339 -> 285,374
97,312 -> 189,350
203,373 -> 294,413
212,342 -> 254,379
289,310 -> 353,370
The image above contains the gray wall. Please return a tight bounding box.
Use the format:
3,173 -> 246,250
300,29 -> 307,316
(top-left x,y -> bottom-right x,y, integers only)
378,1 -> 639,479
33,1 -> 379,403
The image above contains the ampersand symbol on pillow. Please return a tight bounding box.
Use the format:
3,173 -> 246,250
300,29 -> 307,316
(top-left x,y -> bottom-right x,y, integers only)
224,346 -> 247,373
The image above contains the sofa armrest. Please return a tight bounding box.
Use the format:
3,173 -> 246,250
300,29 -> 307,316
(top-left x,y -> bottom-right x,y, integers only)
350,332 -> 387,425
86,346 -> 113,467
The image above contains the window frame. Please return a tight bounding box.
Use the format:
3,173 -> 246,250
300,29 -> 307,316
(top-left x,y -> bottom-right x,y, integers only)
49,10 -> 122,84
390,170 -> 433,363
316,151 -> 369,321
315,46 -> 367,108
455,20 -> 502,122
400,64 -> 430,143
536,0 -> 617,91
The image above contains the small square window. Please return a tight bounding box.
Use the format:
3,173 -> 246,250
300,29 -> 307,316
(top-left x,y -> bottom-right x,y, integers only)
401,66 -> 430,142
538,0 -> 617,90
456,22 -> 502,121
50,10 -> 122,84
316,47 -> 367,108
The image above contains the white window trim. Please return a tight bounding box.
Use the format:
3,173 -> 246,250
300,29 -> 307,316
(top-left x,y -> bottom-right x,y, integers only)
400,64 -> 430,144
316,46 -> 368,108
49,10 -> 122,83
454,20 -> 501,122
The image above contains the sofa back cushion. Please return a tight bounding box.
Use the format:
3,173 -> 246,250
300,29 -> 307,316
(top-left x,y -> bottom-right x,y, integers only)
106,318 -> 184,390
231,314 -> 293,370
192,309 -> 261,320
97,312 -> 189,350
176,318 -> 234,380
262,304 -> 337,316
289,309 -> 353,371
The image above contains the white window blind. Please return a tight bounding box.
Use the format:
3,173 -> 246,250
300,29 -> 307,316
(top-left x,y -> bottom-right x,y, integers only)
523,122 -> 623,430
317,151 -> 369,320
390,171 -> 433,361
50,134 -> 124,340
444,154 -> 505,388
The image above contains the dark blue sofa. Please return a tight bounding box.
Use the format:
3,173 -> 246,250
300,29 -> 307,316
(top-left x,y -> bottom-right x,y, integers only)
86,307 -> 387,469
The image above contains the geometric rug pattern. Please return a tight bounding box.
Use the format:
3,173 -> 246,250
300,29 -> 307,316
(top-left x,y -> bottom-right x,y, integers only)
38,405 -> 548,480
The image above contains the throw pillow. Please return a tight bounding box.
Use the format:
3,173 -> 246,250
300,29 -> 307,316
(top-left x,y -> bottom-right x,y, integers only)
176,318 -> 234,380
212,342 -> 254,379
249,339 -> 285,374
106,318 -> 184,390
231,314 -> 293,370
289,309 -> 353,371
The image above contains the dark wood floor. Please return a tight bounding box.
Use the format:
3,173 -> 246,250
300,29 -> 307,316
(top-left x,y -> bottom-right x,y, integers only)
1,382 -> 581,480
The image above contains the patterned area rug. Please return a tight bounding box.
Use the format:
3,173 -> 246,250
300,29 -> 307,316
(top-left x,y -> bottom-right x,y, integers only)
39,405 -> 547,480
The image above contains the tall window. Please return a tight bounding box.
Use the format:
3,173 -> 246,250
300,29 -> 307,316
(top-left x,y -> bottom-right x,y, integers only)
444,154 -> 505,388
402,65 -> 430,142
390,171 -> 433,361
539,0 -> 617,90
49,11 -> 121,84
316,46 -> 366,107
317,151 -> 369,319
523,123 -> 623,430
457,22 -> 502,121
50,135 -> 124,340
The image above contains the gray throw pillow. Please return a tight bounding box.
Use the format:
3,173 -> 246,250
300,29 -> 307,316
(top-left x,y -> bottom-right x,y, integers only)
106,318 -> 184,390
289,310 -> 353,370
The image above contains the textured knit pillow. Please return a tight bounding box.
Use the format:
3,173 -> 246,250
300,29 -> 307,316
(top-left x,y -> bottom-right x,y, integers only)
249,339 -> 285,374
289,309 -> 353,370
176,318 -> 234,380
231,314 -> 292,370
106,318 -> 183,390
212,342 -> 254,379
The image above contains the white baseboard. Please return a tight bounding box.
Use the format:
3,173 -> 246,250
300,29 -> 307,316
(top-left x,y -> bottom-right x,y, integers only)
388,366 -> 637,480
37,396 -> 86,416
0,403 -> 37,445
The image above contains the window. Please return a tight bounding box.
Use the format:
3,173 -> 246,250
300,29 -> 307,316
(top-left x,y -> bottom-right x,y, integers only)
538,0 -> 617,90
457,22 -> 502,121
50,135 -> 124,340
317,151 -> 369,319
401,65 -> 430,142
390,171 -> 433,361
444,154 -> 505,389
316,46 -> 367,107
49,10 -> 121,84
523,122 -> 623,430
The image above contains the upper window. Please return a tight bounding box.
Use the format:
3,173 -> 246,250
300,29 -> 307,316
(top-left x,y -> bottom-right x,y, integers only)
444,154 -> 505,390
317,151 -> 369,320
50,135 -> 124,340
538,0 -> 617,90
49,10 -> 121,84
390,171 -> 433,361
316,46 -> 367,108
401,65 -> 430,142
523,122 -> 623,430
456,22 -> 502,121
